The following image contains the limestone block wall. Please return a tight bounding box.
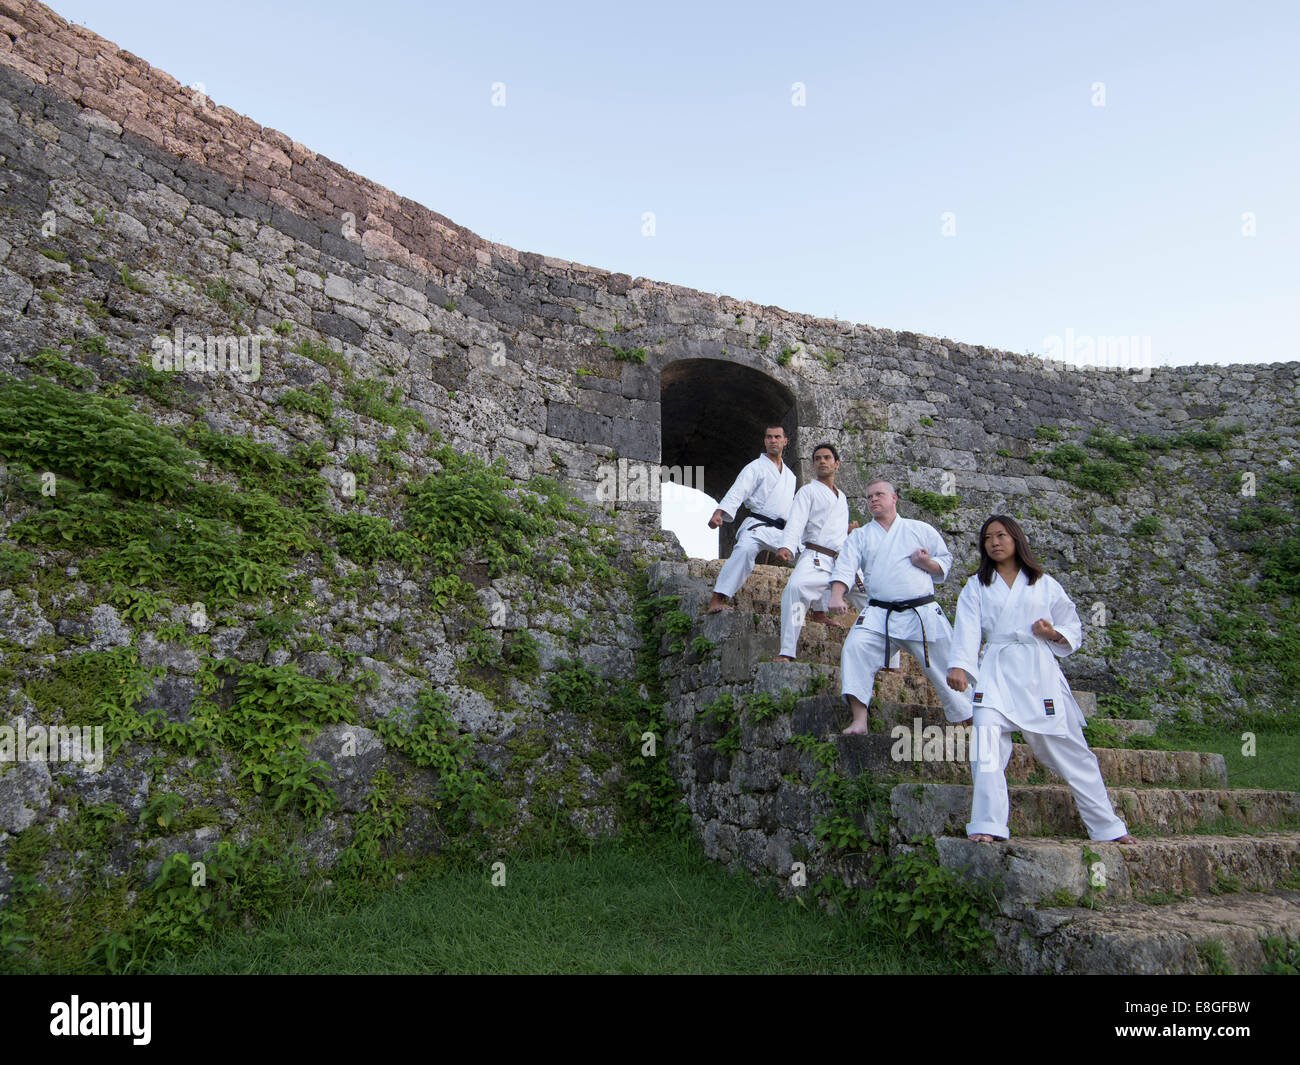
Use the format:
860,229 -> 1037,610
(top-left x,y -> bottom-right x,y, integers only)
647,560 -> 941,884
1,0 -> 1297,724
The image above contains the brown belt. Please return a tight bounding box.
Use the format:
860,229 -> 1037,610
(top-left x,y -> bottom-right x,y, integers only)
804,542 -> 838,559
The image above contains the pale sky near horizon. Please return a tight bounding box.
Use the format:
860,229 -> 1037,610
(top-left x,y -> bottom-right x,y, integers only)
59,0 -> 1299,372
51,2 -> 1300,557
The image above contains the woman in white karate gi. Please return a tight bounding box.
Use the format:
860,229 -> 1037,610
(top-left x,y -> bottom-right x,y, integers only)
946,515 -> 1136,844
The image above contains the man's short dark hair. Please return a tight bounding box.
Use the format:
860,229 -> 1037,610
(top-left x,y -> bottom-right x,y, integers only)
812,442 -> 839,462
764,424 -> 787,435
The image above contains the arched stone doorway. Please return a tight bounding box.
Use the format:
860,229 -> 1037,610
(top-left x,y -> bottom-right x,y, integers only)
660,359 -> 798,558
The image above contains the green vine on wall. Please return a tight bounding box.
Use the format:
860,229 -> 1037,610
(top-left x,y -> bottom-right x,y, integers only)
374,689 -> 507,843
790,737 -> 995,960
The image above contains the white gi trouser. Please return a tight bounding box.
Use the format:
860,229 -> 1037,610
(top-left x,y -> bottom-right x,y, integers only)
779,549 -> 867,658
714,520 -> 786,598
966,704 -> 1128,840
840,625 -> 973,724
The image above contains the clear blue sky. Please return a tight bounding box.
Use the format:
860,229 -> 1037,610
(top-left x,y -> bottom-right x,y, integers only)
65,1 -> 1300,367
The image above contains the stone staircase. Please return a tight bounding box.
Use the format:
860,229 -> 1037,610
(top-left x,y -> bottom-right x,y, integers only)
650,559 -> 1300,974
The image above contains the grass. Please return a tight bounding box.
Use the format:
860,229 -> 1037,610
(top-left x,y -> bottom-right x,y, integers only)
1125,723 -> 1300,792
147,835 -> 991,975
1219,730 -> 1300,791
1137,889 -> 1185,906
1127,816 -> 1294,839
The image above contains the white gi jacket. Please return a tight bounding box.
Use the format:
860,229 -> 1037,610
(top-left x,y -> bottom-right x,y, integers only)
829,517 -> 953,641
779,481 -> 849,557
948,569 -> 1086,736
716,455 -> 796,535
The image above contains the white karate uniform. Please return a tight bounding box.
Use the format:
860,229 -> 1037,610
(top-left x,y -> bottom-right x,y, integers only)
831,517 -> 973,723
712,455 -> 797,599
949,569 -> 1128,841
777,481 -> 866,658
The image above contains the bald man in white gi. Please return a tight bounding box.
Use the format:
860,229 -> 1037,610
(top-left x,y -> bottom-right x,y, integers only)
706,425 -> 797,614
827,479 -> 973,733
772,443 -> 867,661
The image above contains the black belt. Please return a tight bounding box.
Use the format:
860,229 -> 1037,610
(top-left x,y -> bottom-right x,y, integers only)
867,594 -> 937,668
746,510 -> 786,531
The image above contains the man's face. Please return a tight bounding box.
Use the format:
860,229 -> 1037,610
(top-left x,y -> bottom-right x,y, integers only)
866,482 -> 897,519
764,428 -> 787,456
812,448 -> 838,477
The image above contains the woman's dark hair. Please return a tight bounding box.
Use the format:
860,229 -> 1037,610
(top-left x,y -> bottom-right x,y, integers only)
812,442 -> 839,462
976,514 -> 1045,586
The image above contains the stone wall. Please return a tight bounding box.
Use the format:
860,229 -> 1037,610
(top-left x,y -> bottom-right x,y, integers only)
0,2 -> 1295,750
3,0 -> 1295,721
0,2 -> 675,916
0,0 -> 1296,972
647,559 -> 942,884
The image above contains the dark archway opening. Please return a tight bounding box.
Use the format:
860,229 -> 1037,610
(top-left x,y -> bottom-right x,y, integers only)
660,359 -> 798,558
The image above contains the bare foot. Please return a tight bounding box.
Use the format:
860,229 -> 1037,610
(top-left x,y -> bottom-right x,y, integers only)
706,594 -> 733,614
1112,834 -> 1138,844
840,723 -> 869,735
809,611 -> 830,624
773,655 -> 795,663
968,833 -> 996,843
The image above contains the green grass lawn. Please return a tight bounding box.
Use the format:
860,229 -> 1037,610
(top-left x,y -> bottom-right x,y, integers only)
1123,724 -> 1300,792
1205,730 -> 1300,791
146,835 -> 993,975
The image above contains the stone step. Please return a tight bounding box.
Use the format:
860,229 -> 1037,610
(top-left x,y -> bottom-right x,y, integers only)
751,661 -> 839,698
745,693 -> 1143,753
890,783 -> 1300,839
867,700 -> 954,729
837,734 -> 1227,788
711,608 -> 851,668
869,700 -> 1115,733
1088,717 -> 1157,738
932,833 -> 1300,910
987,888 -> 1300,975
782,618 -> 852,666
787,691 -> 961,738
697,606 -> 847,672
747,661 -> 955,709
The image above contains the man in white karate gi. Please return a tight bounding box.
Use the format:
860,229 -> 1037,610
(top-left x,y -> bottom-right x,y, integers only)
946,514 -> 1137,844
772,443 -> 866,661
827,479 -> 973,733
705,425 -> 797,614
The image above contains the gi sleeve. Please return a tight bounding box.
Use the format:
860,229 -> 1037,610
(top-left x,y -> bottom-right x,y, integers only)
829,527 -> 864,590
927,523 -> 953,582
715,463 -> 756,522
1046,576 -> 1082,658
779,485 -> 813,556
947,576 -> 983,680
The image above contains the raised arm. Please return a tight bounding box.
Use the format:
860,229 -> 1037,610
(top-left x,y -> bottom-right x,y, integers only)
926,524 -> 954,583
713,464 -> 757,525
1044,576 -> 1083,657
